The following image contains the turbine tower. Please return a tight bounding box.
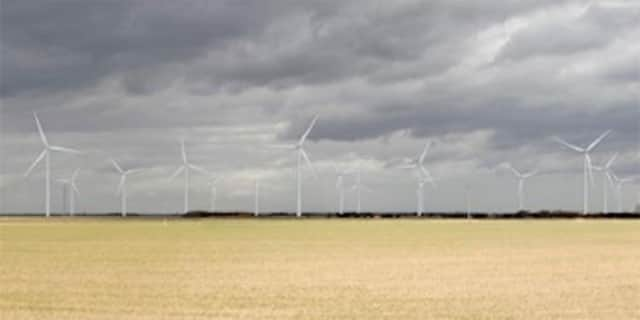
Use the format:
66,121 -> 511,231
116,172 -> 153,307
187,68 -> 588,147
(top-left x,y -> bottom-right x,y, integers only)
333,164 -> 353,215
590,153 -> 618,214
207,176 -> 222,212
504,163 -> 538,211
465,184 -> 471,219
24,112 -> 82,217
416,175 -> 436,217
350,163 -> 372,214
254,179 -> 260,217
611,171 -> 635,212
268,116 -> 318,217
56,169 -> 80,216
553,130 -> 611,214
169,139 -> 208,214
111,158 -> 146,217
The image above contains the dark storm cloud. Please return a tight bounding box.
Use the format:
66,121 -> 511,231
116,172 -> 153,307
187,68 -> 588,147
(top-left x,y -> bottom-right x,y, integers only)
1,0 -> 562,97
1,0 -> 293,96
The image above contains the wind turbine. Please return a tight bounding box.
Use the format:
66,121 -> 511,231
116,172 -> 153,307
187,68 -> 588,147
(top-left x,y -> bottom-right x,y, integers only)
207,176 -> 222,212
169,139 -> 208,214
350,163 -> 372,214
24,112 -> 82,217
56,169 -> 80,216
611,171 -> 635,212
111,158 -> 146,217
590,153 -> 618,214
399,140 -> 435,181
333,164 -> 354,215
399,141 -> 436,216
465,184 -> 471,219
553,130 -> 611,214
504,163 -> 538,212
416,175 -> 436,217
254,178 -> 260,217
268,115 -> 318,217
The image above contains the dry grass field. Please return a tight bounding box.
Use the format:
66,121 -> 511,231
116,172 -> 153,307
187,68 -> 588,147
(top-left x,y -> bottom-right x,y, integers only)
1,217 -> 639,319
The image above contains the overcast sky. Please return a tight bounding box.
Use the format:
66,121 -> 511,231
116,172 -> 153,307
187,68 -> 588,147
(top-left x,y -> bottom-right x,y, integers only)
1,0 -> 639,214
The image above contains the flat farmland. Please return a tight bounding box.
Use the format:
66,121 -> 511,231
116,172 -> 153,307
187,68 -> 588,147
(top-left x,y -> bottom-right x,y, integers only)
1,218 -> 639,319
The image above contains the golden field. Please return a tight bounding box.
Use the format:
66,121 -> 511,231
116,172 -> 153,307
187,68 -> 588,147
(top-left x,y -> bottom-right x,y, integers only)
1,217 -> 639,319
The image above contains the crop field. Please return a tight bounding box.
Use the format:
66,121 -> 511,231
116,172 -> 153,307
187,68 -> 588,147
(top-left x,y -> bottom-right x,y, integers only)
1,217 -> 639,319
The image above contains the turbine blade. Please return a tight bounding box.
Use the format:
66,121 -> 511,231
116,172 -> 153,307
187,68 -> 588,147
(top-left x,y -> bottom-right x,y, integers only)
419,140 -> 432,164
189,164 -> 208,175
25,149 -> 47,177
71,169 -> 80,183
300,149 -> 317,179
420,166 -> 435,181
127,168 -> 146,175
49,146 -> 82,154
621,177 -> 635,184
505,163 -> 522,178
33,112 -> 49,146
265,144 -> 296,150
587,130 -> 612,152
72,182 -> 80,195
523,170 -> 538,178
552,137 -> 584,153
181,139 -> 187,164
298,115 -> 319,145
111,158 -> 124,173
606,172 -> 616,188
169,166 -> 185,182
605,153 -> 618,168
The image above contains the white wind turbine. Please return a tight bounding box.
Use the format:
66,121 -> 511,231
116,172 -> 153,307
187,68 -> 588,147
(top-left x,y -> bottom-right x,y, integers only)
504,163 -> 538,212
553,130 -> 611,214
268,115 -> 318,217
465,184 -> 471,219
333,164 -> 354,215
350,163 -> 372,214
611,171 -> 635,212
111,158 -> 146,217
207,176 -> 222,212
590,153 -> 618,214
416,174 -> 436,217
169,139 -> 208,214
399,141 -> 436,216
56,169 -> 80,216
24,112 -> 82,217
399,140 -> 435,181
254,178 -> 260,217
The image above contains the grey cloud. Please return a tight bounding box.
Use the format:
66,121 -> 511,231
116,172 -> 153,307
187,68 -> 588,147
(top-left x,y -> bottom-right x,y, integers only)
498,3 -> 640,61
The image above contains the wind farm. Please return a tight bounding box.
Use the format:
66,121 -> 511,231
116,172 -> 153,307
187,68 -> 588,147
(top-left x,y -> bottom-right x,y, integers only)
2,1 -> 640,319
8,113 -> 640,218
